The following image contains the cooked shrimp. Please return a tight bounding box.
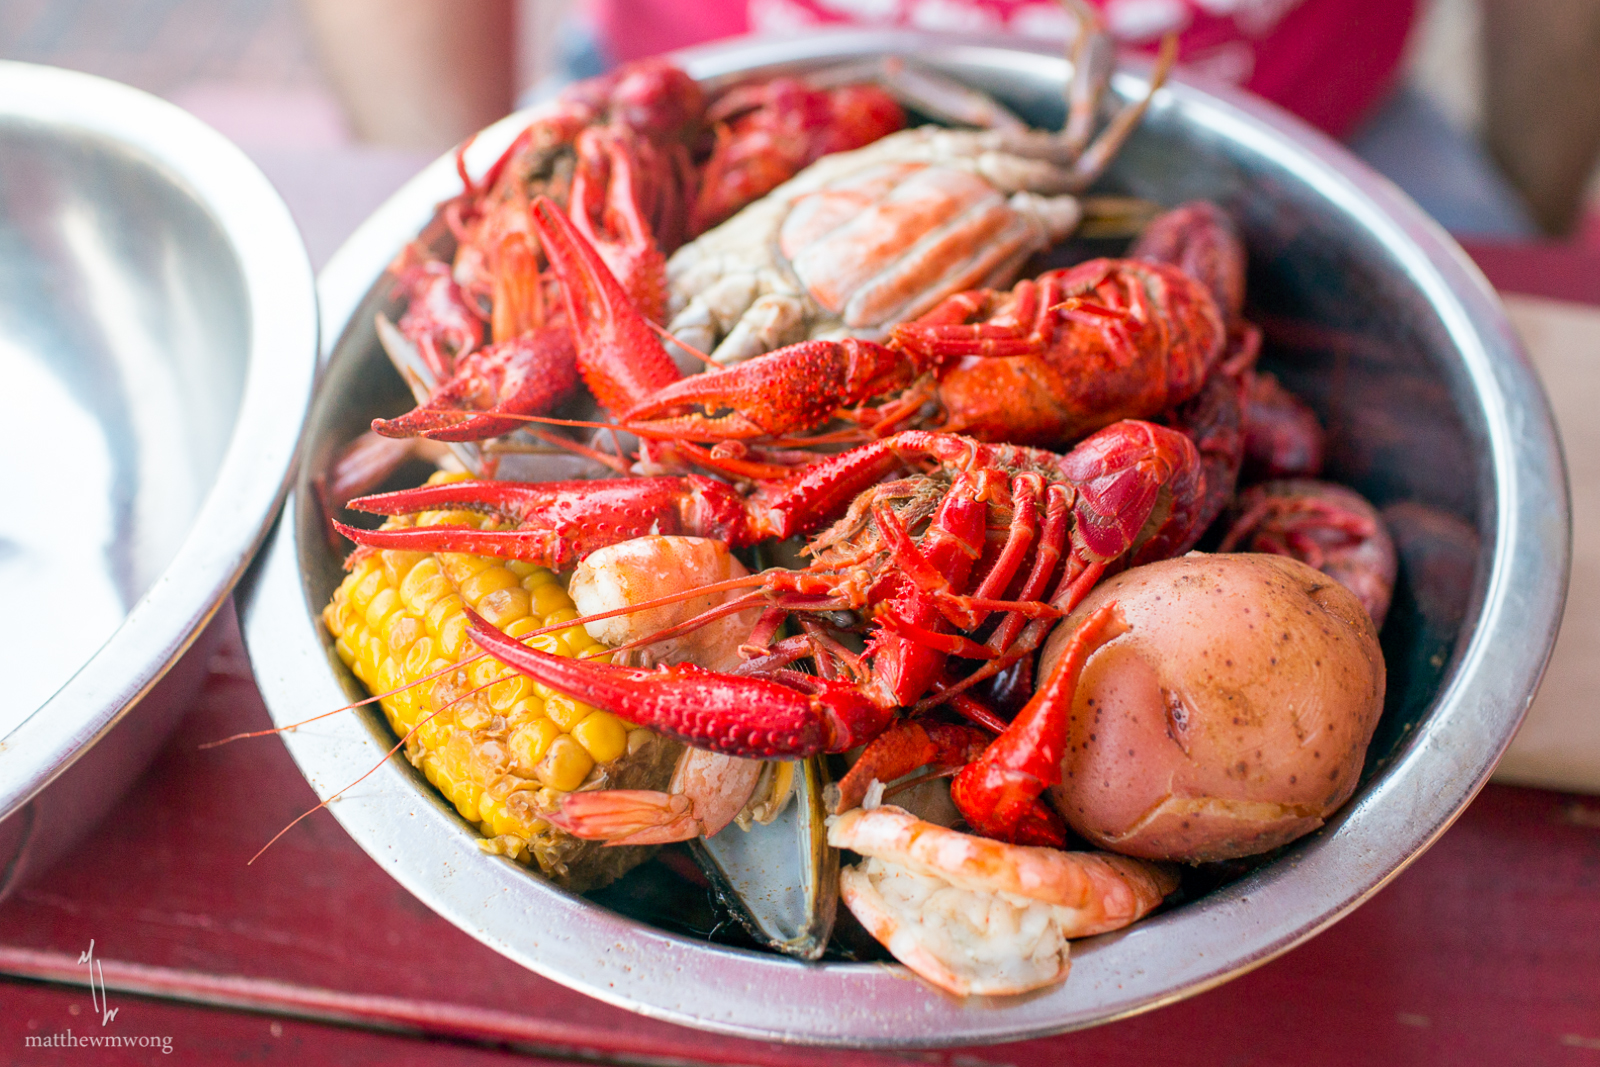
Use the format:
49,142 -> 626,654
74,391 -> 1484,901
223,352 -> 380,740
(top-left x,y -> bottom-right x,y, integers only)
550,536 -> 787,844
828,805 -> 1176,996
569,535 -> 757,672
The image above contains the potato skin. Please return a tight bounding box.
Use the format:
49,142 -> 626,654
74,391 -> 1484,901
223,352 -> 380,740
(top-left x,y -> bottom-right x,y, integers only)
1039,553 -> 1385,863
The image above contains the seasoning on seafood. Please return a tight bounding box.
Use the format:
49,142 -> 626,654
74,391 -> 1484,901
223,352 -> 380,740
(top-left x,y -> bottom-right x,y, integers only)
1219,479 -> 1397,628
309,39 -> 1405,995
320,473 -> 676,890
829,805 -> 1177,996
1040,552 -> 1386,863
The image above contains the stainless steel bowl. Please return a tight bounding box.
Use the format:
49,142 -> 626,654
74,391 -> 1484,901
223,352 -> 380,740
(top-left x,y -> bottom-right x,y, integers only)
0,63 -> 317,894
238,33 -> 1568,1045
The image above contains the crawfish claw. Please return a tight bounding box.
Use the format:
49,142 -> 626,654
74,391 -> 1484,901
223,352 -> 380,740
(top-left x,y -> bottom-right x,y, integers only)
463,607 -> 892,758
372,327 -> 579,442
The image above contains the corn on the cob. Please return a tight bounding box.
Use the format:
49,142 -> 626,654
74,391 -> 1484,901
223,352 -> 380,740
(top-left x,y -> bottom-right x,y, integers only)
322,474 -> 678,890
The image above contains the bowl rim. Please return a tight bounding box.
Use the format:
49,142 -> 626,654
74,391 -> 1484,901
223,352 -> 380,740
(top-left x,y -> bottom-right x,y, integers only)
0,62 -> 319,820
238,31 -> 1569,1046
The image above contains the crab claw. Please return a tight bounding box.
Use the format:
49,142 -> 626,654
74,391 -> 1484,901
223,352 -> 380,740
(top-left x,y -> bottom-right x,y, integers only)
464,607 -> 894,758
336,474 -> 755,569
372,326 -> 578,442
620,337 -> 912,440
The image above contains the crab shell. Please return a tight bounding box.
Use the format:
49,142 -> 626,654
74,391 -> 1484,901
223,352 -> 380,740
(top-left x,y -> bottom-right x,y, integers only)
666,127 -> 1088,366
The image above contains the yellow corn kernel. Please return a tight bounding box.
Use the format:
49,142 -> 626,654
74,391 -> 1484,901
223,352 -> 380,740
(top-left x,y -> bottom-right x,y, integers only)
417,709 -> 451,750
505,695 -> 546,727
509,718 -> 561,776
578,643 -> 612,665
439,550 -> 494,585
403,635 -> 435,680
381,549 -> 428,591
438,607 -> 471,659
424,593 -> 463,639
477,586 -> 532,629
452,778 -> 484,821
524,632 -> 564,655
532,583 -> 573,617
544,693 -> 595,731
503,616 -> 542,640
382,612 -> 423,655
480,794 -> 528,839
470,654 -> 506,691
523,566 -> 557,588
324,599 -> 349,639
572,711 -> 628,763
456,699 -> 492,733
552,628 -> 587,655
538,736 -> 594,792
400,556 -> 450,614
459,565 -> 521,607
487,673 -> 531,712
359,632 -> 384,679
350,566 -> 386,614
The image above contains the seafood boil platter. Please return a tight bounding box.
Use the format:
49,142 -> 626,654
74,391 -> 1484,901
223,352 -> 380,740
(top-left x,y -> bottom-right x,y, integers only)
237,25 -> 1567,1046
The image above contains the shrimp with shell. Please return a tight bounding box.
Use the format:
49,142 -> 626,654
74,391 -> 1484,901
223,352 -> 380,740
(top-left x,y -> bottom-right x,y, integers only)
829,805 -> 1176,997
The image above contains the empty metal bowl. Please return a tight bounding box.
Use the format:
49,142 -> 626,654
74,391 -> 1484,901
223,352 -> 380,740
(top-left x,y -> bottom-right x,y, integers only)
238,33 -> 1568,1045
0,62 -> 317,895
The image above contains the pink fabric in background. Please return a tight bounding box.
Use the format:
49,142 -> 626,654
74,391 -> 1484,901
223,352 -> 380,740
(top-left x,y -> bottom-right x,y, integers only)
591,0 -> 1416,139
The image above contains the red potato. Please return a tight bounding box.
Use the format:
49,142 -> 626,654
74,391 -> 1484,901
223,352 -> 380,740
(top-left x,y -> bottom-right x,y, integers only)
1039,553 -> 1385,863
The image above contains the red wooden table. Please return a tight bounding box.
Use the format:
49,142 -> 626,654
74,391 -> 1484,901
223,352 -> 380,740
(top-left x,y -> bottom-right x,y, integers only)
2,245 -> 1598,1066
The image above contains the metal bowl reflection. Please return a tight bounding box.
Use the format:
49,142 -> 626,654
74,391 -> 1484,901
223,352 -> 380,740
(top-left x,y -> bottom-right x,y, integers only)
238,33 -> 1567,1045
0,63 -> 317,895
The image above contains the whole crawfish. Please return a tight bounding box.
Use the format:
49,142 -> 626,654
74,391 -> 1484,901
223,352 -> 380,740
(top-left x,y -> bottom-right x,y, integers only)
526,195 -> 1227,462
